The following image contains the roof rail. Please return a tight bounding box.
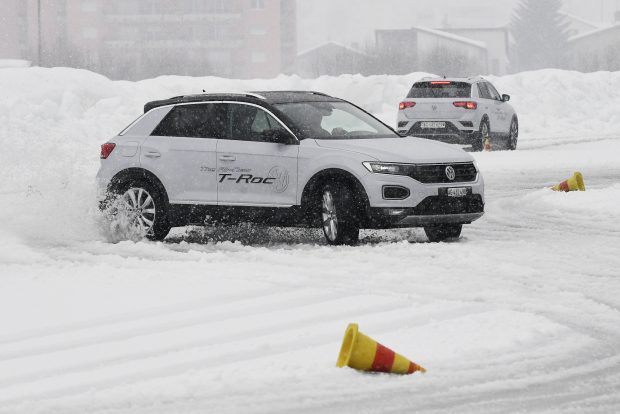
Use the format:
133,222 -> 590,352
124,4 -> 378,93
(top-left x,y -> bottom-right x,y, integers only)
171,92 -> 266,100
242,92 -> 266,99
254,90 -> 332,97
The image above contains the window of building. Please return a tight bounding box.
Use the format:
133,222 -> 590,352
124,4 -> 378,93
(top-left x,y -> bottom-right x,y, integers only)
251,0 -> 266,9
81,1 -> 97,12
249,27 -> 267,36
82,28 -> 98,39
151,104 -> 228,139
251,52 -> 267,63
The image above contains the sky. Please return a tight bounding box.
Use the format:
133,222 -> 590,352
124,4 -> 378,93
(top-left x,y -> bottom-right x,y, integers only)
297,0 -> 620,51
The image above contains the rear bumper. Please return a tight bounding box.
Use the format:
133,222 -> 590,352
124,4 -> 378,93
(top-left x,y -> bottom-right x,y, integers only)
399,121 -> 479,145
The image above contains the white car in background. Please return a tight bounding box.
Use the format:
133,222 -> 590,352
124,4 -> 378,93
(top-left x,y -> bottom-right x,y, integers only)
397,77 -> 519,151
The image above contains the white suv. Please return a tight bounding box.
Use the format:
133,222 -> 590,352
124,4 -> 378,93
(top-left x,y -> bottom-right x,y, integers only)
97,91 -> 485,245
397,77 -> 518,151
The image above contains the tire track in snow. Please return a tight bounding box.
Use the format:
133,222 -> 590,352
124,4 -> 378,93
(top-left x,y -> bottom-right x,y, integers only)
0,296 -> 433,407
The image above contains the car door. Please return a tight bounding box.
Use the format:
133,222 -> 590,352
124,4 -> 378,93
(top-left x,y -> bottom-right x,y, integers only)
140,103 -> 227,204
217,103 -> 299,207
477,82 -> 502,134
486,82 -> 510,133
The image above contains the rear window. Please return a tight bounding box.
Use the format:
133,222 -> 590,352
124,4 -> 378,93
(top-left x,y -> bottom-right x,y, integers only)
151,103 -> 227,139
407,82 -> 472,99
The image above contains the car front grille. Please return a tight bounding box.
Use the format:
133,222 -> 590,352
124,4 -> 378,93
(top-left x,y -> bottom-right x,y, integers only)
406,163 -> 477,183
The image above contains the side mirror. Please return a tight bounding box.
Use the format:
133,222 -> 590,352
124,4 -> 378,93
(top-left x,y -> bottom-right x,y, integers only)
502,94 -> 511,102
263,129 -> 297,145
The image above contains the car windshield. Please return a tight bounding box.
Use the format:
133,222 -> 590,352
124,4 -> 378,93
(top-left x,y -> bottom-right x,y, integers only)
407,82 -> 472,98
274,101 -> 398,140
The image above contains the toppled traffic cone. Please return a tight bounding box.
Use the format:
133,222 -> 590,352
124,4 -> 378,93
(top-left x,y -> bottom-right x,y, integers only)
336,323 -> 426,375
484,137 -> 492,152
552,172 -> 586,192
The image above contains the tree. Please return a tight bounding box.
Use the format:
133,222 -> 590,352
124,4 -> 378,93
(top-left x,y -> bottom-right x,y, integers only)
510,0 -> 570,72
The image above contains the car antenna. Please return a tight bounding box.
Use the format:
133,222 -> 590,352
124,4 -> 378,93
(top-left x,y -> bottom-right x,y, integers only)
203,89 -> 206,93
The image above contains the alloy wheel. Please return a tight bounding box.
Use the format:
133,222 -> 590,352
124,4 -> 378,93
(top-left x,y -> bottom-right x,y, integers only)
510,121 -> 518,148
322,190 -> 338,242
121,187 -> 156,236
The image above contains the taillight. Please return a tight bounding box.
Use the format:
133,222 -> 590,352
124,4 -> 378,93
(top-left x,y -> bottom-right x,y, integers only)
453,101 -> 478,110
100,143 -> 116,159
399,101 -> 416,110
431,81 -> 451,85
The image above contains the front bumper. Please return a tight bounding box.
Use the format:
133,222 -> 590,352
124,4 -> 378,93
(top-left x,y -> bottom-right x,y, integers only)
365,194 -> 484,229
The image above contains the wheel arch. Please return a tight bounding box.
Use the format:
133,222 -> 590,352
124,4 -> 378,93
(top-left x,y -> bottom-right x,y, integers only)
300,168 -> 370,226
108,167 -> 170,205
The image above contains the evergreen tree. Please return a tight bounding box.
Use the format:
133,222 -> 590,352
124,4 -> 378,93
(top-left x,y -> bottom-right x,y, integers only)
510,0 -> 570,72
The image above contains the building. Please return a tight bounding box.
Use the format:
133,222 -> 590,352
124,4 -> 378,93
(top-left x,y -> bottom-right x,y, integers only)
375,26 -> 488,76
442,27 -> 509,75
0,0 -> 297,80
561,12 -> 606,37
292,41 -> 372,77
569,23 -> 620,72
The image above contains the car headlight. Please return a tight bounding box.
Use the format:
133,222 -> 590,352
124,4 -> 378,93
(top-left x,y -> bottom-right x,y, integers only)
362,162 -> 411,175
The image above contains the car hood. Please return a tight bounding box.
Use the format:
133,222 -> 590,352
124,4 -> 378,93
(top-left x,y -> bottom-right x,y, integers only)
314,137 -> 474,164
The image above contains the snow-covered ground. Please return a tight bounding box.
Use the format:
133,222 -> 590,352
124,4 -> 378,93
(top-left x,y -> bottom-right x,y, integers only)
0,68 -> 619,413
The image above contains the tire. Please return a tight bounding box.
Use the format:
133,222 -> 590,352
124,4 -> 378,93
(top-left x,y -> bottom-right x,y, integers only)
507,117 -> 518,150
108,178 -> 171,241
424,224 -> 462,242
321,183 -> 360,246
472,119 -> 490,152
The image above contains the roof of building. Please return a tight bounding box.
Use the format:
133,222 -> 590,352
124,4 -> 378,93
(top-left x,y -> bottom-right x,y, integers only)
561,12 -> 607,31
296,41 -> 370,58
144,91 -> 339,113
377,26 -> 487,49
568,22 -> 620,42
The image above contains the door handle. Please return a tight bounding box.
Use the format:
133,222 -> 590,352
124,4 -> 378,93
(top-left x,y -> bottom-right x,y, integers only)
144,151 -> 161,158
218,155 -> 236,162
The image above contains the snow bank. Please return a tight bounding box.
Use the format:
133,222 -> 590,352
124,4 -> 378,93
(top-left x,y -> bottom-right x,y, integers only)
0,67 -> 619,243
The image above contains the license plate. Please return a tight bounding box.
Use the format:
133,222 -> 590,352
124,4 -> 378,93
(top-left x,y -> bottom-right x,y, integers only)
447,187 -> 470,197
421,121 -> 445,129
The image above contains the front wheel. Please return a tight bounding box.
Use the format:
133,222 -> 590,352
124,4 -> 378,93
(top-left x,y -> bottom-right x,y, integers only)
424,224 -> 462,242
321,184 -> 360,246
507,118 -> 518,150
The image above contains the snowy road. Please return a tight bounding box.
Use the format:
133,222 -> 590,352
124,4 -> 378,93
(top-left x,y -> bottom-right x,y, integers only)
1,68 -> 620,413
1,137 -> 619,413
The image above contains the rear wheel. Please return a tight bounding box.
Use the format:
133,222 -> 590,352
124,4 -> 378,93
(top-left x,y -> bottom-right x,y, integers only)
472,119 -> 490,152
107,179 -> 171,241
321,184 -> 360,246
424,224 -> 462,242
507,118 -> 518,150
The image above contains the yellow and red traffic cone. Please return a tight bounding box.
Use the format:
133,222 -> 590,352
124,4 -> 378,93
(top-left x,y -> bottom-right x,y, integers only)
552,172 -> 586,192
336,323 -> 426,375
484,137 -> 492,152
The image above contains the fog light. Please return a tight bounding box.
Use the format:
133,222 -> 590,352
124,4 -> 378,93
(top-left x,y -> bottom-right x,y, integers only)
387,209 -> 407,216
383,186 -> 410,200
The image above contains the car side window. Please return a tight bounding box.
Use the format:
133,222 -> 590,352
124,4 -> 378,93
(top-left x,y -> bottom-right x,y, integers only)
486,83 -> 502,101
228,103 -> 286,142
477,83 -> 492,100
151,103 -> 227,138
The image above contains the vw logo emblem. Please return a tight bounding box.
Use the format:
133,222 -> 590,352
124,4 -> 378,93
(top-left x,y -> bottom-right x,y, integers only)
432,105 -> 438,111
445,166 -> 456,181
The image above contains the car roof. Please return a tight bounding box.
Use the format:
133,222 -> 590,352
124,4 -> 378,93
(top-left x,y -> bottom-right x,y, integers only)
415,76 -> 486,84
143,91 -> 340,113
